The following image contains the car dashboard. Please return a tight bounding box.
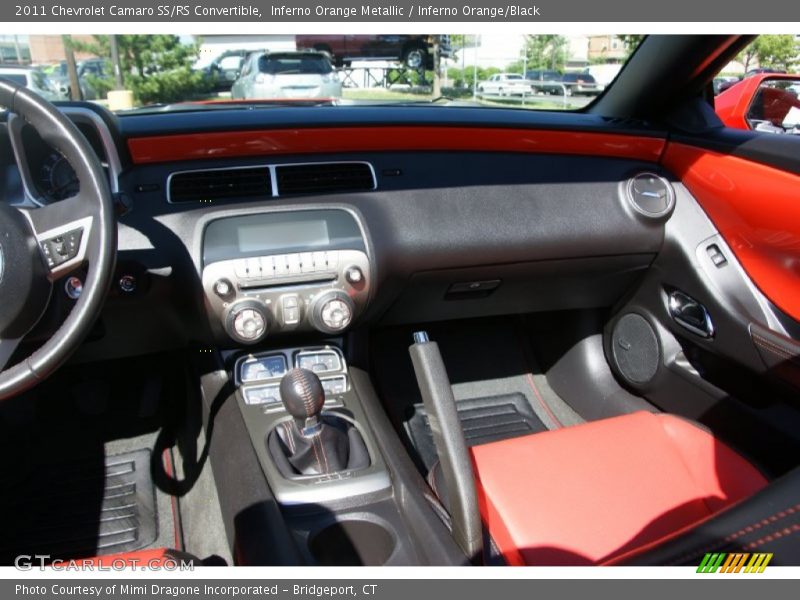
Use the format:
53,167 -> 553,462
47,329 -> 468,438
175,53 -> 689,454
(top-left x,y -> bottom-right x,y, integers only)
2,101 -> 674,361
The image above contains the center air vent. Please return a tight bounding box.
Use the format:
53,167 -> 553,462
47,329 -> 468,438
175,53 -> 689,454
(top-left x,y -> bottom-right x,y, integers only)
275,162 -> 375,196
625,172 -> 675,219
169,167 -> 270,203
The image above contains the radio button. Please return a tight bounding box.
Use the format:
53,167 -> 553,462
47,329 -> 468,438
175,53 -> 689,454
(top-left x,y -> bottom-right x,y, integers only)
326,251 -> 339,269
259,256 -> 275,278
274,254 -> 290,276
287,253 -> 302,275
313,251 -> 328,272
245,258 -> 261,279
234,259 -> 249,279
345,266 -> 363,284
300,252 -> 315,273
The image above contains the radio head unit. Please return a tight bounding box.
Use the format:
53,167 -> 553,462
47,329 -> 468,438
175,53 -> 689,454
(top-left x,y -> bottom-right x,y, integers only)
201,209 -> 370,344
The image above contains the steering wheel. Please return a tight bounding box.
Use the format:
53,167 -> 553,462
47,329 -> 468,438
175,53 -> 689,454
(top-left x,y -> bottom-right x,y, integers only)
0,79 -> 116,400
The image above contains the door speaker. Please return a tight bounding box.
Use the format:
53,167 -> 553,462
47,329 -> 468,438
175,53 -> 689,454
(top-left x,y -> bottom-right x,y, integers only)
611,313 -> 660,384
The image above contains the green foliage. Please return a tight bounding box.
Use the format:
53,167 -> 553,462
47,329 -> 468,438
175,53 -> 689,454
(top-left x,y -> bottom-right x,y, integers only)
523,35 -> 568,71
443,66 -> 502,88
71,35 -> 210,105
617,35 -> 646,58
751,35 -> 800,71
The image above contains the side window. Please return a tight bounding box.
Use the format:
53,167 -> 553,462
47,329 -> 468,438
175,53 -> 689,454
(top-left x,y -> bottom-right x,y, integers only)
240,56 -> 254,77
747,78 -> 800,134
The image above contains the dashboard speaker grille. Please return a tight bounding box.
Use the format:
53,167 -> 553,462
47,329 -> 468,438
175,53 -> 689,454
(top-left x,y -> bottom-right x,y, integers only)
275,162 -> 375,195
169,167 -> 270,203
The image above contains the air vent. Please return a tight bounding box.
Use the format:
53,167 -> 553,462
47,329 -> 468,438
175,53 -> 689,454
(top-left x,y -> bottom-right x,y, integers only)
169,167 -> 270,203
626,172 -> 675,219
275,162 -> 375,196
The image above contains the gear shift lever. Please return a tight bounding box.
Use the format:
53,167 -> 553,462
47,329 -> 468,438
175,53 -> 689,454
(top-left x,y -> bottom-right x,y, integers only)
279,368 -> 326,436
268,368 -> 370,477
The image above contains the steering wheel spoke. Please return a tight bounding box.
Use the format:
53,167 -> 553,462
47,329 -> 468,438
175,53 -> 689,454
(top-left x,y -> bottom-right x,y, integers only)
20,201 -> 94,280
0,337 -> 22,372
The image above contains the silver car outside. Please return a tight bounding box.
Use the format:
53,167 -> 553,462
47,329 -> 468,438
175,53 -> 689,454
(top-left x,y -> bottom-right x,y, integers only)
231,52 -> 342,100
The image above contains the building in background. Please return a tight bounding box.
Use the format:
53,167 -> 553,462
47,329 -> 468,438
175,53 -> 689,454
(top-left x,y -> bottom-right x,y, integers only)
0,35 -> 30,64
27,35 -> 96,64
588,35 -> 628,63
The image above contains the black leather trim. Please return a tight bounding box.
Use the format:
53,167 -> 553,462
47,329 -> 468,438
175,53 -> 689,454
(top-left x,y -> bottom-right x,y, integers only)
625,467 -> 800,566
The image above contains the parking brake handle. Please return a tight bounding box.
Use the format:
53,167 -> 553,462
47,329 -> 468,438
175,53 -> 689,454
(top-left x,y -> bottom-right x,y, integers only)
409,331 -> 483,562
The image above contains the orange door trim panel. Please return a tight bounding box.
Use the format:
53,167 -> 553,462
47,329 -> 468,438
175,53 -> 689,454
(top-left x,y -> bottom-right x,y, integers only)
662,142 -> 800,321
127,126 -> 665,164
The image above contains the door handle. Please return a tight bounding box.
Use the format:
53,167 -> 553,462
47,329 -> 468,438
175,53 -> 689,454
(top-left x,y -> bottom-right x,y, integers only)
668,291 -> 715,338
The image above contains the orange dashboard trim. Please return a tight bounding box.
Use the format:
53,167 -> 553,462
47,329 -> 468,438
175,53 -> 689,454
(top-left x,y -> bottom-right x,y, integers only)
662,142 -> 800,322
126,126 -> 666,164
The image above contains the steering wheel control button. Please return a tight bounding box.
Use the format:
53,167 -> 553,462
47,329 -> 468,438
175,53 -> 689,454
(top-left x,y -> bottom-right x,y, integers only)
345,266 -> 364,284
40,228 -> 83,269
118,275 -> 137,294
64,277 -> 83,300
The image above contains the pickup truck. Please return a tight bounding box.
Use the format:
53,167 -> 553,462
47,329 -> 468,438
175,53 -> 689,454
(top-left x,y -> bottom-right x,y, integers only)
295,35 -> 449,69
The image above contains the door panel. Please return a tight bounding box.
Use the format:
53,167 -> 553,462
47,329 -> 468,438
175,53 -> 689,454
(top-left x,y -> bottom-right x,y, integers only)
662,141 -> 800,322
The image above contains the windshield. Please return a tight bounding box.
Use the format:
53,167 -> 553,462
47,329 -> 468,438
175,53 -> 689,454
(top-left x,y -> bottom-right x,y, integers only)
3,34 -> 646,113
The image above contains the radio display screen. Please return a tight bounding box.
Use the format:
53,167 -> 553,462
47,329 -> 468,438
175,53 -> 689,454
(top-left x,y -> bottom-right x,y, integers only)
237,220 -> 330,254
203,209 -> 366,266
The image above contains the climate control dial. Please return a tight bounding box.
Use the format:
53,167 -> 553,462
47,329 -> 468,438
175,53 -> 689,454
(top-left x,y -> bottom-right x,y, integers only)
225,299 -> 269,344
309,290 -> 355,334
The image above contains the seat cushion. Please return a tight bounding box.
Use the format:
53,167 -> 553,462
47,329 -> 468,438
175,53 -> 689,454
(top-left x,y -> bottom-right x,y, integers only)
470,411 -> 768,566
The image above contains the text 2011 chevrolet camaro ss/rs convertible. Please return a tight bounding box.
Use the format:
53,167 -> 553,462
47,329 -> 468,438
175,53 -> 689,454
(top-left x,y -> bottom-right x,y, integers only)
0,34 -> 798,567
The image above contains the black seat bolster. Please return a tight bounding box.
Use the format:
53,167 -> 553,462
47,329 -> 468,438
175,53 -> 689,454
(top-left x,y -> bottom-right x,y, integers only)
623,466 -> 800,566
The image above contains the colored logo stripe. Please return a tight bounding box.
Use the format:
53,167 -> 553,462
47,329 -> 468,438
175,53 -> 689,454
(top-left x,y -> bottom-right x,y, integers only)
697,553 -> 773,573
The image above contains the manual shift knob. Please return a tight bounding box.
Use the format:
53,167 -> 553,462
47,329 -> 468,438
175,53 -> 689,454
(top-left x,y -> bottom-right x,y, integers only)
279,368 -> 325,433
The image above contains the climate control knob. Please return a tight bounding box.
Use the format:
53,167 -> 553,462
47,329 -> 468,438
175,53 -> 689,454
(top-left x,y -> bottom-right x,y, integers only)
309,290 -> 355,334
225,299 -> 269,344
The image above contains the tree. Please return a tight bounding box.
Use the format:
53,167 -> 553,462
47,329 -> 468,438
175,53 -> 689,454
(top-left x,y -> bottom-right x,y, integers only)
753,35 -> 800,71
524,35 -> 569,72
72,35 -> 210,105
736,42 -> 758,73
617,35 -> 646,58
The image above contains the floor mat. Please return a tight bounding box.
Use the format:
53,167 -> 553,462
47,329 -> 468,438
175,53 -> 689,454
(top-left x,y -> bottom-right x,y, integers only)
371,317 -> 584,472
406,393 -> 549,470
0,448 -> 157,561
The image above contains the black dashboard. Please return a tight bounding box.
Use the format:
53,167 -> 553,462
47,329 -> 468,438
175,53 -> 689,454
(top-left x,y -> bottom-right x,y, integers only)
1,102 -> 672,362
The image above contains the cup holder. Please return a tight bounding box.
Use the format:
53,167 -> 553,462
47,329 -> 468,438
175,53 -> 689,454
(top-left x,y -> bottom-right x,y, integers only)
308,520 -> 396,566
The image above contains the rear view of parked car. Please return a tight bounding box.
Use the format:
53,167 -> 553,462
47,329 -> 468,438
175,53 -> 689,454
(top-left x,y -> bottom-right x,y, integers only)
525,69 -> 563,95
231,51 -> 342,100
561,72 -> 600,96
477,73 -> 533,97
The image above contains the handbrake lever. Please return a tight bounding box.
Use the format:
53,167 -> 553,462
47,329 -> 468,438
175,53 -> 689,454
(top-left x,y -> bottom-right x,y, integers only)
409,331 -> 483,562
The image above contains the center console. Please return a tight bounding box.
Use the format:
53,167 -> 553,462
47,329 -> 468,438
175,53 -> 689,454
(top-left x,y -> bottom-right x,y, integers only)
198,207 -> 442,564
233,345 -> 391,506
201,209 -> 371,345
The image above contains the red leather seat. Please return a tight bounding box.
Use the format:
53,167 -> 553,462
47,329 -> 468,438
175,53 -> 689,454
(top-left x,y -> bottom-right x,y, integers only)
470,411 -> 768,565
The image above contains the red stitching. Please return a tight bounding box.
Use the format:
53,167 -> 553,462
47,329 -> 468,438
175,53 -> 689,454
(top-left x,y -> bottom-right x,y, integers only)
744,523 -> 800,550
667,504 -> 800,565
752,335 -> 800,363
315,432 -> 331,473
722,504 -> 800,543
525,373 -> 563,428
427,463 -> 439,497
